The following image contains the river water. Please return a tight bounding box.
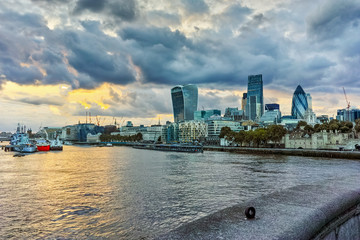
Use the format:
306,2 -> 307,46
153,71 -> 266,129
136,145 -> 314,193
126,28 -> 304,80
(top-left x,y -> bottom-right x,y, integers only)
1,146 -> 360,239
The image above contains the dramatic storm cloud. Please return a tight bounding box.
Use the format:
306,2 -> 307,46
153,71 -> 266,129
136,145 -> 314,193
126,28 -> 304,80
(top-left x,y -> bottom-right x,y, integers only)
0,0 -> 359,131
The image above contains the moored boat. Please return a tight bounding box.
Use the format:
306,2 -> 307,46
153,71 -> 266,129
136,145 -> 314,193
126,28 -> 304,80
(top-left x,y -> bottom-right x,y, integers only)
36,139 -> 50,151
133,143 -> 203,153
9,124 -> 37,153
50,136 -> 63,151
19,143 -> 37,153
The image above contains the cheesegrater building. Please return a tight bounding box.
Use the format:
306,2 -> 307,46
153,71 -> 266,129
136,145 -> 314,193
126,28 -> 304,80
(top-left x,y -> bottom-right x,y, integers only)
171,84 -> 198,122
291,85 -> 308,119
246,74 -> 264,121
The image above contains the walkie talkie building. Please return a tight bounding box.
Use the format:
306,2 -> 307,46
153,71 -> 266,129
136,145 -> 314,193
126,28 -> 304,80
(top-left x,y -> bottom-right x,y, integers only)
291,85 -> 308,119
171,84 -> 198,122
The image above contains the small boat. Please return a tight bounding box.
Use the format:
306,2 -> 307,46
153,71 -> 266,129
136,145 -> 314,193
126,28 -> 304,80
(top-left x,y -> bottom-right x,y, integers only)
36,138 -> 50,151
13,153 -> 25,157
50,136 -> 63,151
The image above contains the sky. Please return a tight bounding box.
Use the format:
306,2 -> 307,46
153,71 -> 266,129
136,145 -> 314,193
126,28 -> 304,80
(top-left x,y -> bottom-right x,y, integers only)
0,0 -> 360,132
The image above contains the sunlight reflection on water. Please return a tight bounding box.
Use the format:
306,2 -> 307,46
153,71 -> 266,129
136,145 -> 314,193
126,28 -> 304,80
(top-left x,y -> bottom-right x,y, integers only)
1,146 -> 360,239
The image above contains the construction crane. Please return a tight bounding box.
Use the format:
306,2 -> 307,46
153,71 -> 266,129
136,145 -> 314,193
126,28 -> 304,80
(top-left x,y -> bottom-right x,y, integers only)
96,115 -> 101,126
343,87 -> 350,121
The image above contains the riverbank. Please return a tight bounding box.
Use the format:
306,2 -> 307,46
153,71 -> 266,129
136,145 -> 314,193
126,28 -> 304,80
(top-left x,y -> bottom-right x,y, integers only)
204,146 -> 360,159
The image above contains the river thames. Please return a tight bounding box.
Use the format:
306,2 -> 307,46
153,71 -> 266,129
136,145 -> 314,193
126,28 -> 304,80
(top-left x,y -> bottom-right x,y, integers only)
1,146 -> 360,239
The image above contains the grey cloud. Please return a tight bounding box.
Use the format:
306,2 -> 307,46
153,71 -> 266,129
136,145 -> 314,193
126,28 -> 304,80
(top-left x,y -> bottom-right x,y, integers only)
74,0 -> 106,14
305,56 -> 335,71
120,26 -> 191,50
13,96 -> 64,106
147,11 -> 181,26
1,0 -> 359,103
307,0 -> 360,40
181,0 -> 209,14
73,0 -> 138,22
109,0 -> 137,21
105,88 -> 137,105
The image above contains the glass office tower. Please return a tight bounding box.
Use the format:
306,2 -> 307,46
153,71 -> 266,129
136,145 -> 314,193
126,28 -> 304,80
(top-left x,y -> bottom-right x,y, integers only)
246,74 -> 263,121
291,85 -> 308,119
265,103 -> 280,112
171,84 -> 198,122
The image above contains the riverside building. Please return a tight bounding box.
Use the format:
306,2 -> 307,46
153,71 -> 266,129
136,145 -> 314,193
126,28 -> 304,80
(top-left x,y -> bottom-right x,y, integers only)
171,84 -> 198,122
178,121 -> 207,143
246,74 -> 264,121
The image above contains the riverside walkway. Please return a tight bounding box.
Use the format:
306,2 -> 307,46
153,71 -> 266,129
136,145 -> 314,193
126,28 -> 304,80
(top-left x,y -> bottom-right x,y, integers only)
204,146 -> 360,159
157,174 -> 360,239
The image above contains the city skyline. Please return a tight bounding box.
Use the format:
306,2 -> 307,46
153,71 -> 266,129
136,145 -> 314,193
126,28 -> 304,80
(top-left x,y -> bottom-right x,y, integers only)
0,0 -> 360,131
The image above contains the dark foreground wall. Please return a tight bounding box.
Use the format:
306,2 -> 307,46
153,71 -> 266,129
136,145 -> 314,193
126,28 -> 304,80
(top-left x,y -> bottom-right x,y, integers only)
157,175 -> 360,240
204,146 -> 360,160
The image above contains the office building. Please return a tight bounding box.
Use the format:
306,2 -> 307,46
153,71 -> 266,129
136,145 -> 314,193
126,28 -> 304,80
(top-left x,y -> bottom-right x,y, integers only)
171,84 -> 198,122
241,93 -> 247,111
178,121 -> 207,143
246,74 -> 264,121
336,108 -> 360,122
291,85 -> 308,119
224,107 -> 244,121
265,103 -> 280,112
261,103 -> 281,125
194,109 -> 221,121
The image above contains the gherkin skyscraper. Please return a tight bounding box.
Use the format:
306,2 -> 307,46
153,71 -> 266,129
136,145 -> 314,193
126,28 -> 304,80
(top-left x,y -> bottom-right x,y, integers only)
291,85 -> 308,119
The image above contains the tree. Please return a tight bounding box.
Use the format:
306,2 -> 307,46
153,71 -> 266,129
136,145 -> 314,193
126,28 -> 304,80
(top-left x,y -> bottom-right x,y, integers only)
219,126 -> 232,138
314,124 -> 321,132
344,121 -> 353,129
234,131 -> 246,146
252,128 -> 268,147
244,131 -> 254,147
296,121 -> 307,129
267,125 -> 287,146
304,125 -> 315,135
339,126 -> 350,133
355,119 -> 360,133
329,122 -> 339,132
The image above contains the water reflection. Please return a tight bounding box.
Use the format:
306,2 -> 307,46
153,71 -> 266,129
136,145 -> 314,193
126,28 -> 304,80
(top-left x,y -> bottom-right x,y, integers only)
1,146 -> 360,239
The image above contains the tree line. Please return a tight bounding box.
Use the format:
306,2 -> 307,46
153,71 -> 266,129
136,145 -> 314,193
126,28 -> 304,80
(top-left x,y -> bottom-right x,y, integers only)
297,119 -> 358,135
219,119 -> 360,148
219,125 -> 287,147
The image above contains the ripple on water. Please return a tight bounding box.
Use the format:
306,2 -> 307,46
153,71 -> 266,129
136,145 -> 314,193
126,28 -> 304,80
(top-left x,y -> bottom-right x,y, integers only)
53,206 -> 100,221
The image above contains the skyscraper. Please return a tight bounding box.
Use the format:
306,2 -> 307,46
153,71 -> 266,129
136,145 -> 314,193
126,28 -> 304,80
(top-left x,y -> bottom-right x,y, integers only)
306,93 -> 312,111
241,93 -> 247,111
171,84 -> 198,122
246,74 -> 263,121
291,85 -> 308,119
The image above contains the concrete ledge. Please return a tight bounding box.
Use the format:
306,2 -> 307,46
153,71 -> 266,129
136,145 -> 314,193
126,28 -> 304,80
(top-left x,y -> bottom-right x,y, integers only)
204,146 -> 360,159
156,175 -> 360,240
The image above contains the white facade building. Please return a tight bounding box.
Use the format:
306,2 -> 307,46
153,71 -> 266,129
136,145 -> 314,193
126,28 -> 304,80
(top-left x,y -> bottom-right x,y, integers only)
285,131 -> 359,150
207,120 -> 243,136
179,121 -> 207,142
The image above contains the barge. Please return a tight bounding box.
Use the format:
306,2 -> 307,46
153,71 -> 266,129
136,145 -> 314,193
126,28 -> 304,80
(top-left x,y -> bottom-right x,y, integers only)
133,144 -> 203,153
